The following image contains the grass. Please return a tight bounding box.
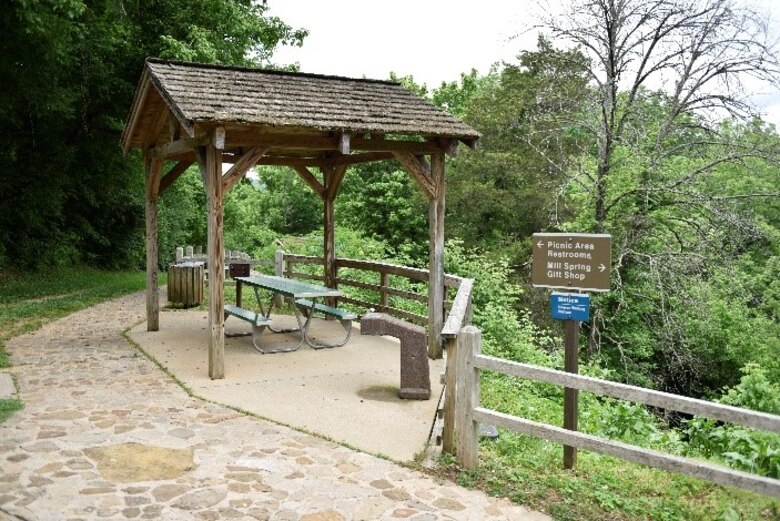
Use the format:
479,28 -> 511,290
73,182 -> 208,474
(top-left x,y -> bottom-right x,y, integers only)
432,373 -> 780,521
0,266 -> 153,422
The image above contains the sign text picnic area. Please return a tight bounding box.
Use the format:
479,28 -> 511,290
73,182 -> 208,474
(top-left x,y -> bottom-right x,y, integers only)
532,233 -> 611,292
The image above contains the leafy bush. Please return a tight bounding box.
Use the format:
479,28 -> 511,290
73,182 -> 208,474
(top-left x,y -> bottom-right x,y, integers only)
686,364 -> 780,478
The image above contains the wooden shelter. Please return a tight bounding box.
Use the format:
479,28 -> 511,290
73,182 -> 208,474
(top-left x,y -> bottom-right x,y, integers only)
121,58 -> 480,379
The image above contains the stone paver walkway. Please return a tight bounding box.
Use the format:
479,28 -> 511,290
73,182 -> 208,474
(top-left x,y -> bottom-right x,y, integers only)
0,292 -> 549,521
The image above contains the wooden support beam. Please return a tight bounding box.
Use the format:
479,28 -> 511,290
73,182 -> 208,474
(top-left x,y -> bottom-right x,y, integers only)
461,137 -> 479,150
153,135 -> 209,161
227,133 -> 445,154
323,169 -> 337,304
325,164 -> 348,201
255,156 -> 327,167
213,126 -> 226,150
159,160 -> 193,194
325,151 -> 394,167
393,151 -> 436,200
143,153 -> 163,332
339,133 -> 351,155
427,153 -> 446,359
292,166 -> 325,200
434,138 -> 459,158
222,146 -> 268,192
199,138 -> 225,380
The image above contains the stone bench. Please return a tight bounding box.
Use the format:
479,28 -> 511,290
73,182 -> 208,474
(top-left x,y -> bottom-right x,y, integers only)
360,313 -> 431,400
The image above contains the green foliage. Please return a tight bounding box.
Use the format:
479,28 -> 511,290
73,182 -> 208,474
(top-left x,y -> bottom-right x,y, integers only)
0,0 -> 305,270
686,364 -> 780,478
446,37 -> 590,263
338,162 -> 428,260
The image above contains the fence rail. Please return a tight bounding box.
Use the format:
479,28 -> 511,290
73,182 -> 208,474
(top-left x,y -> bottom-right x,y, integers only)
281,253 -> 462,326
451,327 -> 780,499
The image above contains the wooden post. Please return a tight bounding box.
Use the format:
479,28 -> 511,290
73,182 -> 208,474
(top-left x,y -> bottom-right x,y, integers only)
144,154 -> 162,332
379,272 -> 389,310
428,153 -> 446,359
186,245 -> 194,258
274,249 -> 285,277
456,325 -> 481,470
175,247 -> 184,263
199,141 -> 225,380
563,319 -> 580,469
442,335 -> 457,455
324,193 -> 336,305
322,165 -> 346,308
274,249 -> 285,307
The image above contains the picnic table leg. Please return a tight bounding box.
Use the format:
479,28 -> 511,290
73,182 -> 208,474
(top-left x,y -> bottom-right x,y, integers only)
296,300 -> 352,349
255,287 -> 305,335
236,279 -> 243,308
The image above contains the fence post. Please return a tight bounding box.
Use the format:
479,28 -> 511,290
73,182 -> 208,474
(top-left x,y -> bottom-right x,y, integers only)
442,335 -> 457,455
176,247 -> 184,263
185,245 -> 193,258
379,272 -> 389,310
456,325 -> 480,470
274,250 -> 285,307
274,250 -> 285,277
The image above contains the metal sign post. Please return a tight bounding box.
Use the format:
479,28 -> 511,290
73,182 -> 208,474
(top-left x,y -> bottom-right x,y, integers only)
533,233 -> 610,470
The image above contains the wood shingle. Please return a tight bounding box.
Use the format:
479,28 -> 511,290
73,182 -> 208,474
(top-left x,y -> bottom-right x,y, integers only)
121,59 -> 479,152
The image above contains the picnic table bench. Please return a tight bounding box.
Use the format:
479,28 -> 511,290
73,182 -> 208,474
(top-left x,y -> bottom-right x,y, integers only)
226,275 -> 356,353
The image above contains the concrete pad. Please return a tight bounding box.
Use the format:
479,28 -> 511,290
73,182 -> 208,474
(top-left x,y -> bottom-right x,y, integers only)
129,310 -> 445,462
0,373 -> 15,399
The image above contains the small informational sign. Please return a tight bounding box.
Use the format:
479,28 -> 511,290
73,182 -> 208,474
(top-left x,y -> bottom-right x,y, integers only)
550,292 -> 590,322
532,233 -> 611,292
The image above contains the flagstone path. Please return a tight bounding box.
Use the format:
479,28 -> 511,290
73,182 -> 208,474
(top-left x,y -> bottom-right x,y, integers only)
0,291 -> 549,521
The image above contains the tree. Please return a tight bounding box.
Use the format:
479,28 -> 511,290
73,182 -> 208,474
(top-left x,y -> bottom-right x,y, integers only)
541,0 -> 780,394
446,38 -> 590,260
543,0 -> 779,232
0,0 -> 306,269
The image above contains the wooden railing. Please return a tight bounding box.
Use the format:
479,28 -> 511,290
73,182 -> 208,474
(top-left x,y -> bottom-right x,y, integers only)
440,278 -> 475,454
450,327 -> 780,498
175,245 -> 272,267
280,252 -> 462,325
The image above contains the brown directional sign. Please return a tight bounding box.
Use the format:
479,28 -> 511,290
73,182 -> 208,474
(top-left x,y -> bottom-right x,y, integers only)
532,233 -> 611,292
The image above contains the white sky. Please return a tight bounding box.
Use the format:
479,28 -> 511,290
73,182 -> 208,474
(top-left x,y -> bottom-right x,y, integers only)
267,0 -> 780,127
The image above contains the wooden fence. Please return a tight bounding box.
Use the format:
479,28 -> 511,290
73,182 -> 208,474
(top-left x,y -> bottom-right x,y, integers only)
175,245 -> 272,268
280,253 -> 463,326
448,326 -> 780,498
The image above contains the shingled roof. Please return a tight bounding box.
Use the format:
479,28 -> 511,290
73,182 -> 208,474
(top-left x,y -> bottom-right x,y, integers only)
121,59 -> 479,153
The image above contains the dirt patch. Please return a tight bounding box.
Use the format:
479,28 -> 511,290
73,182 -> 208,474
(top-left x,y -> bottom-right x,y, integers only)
357,385 -> 400,403
85,442 -> 195,483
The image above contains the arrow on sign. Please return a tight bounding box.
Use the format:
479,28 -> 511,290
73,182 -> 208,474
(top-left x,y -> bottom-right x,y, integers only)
598,264 -> 606,272
537,241 -> 544,248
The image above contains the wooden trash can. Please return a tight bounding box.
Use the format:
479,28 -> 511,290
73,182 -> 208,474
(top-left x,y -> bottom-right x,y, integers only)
168,262 -> 204,307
